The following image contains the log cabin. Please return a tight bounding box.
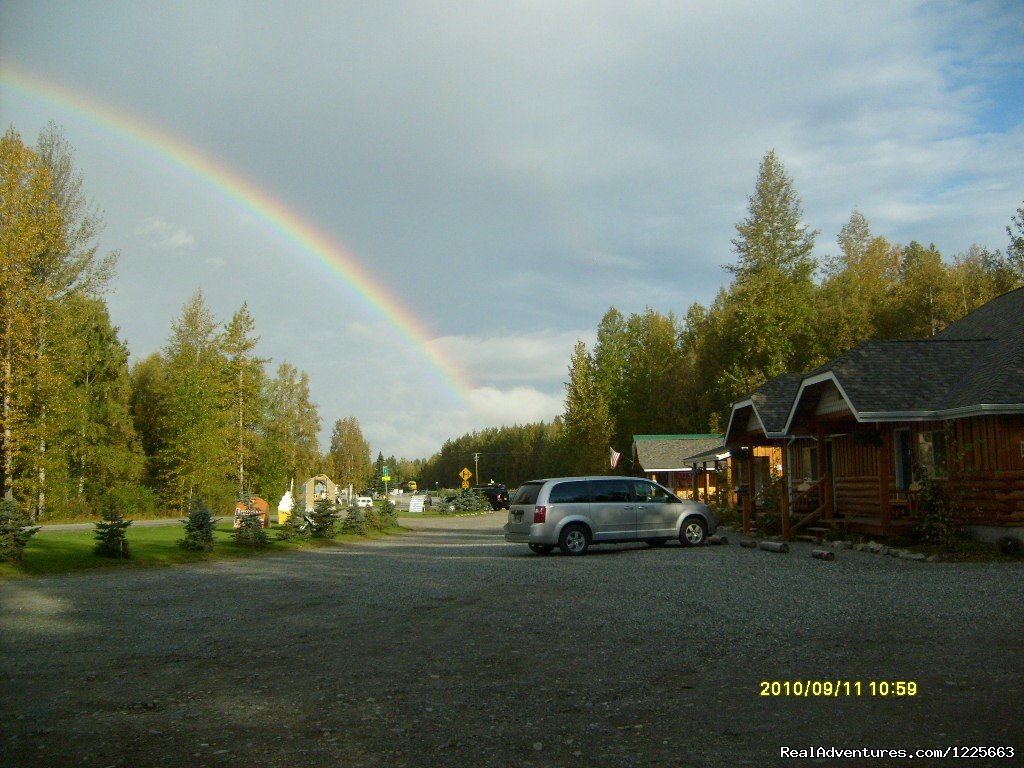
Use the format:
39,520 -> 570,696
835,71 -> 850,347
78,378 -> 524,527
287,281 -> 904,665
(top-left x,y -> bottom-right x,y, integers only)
631,434 -> 725,501
725,287 -> 1024,543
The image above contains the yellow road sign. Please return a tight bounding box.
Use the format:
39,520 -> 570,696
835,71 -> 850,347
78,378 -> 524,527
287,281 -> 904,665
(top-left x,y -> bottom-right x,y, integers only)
461,480 -> 470,489
459,467 -> 472,481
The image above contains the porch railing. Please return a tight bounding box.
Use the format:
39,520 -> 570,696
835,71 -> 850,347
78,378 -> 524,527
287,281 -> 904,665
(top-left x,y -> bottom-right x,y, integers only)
785,473 -> 832,540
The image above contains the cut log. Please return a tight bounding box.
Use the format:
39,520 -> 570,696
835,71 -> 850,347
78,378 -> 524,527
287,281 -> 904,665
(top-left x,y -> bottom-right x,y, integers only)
740,539 -> 758,549
811,549 -> 835,561
759,541 -> 790,554
706,535 -> 729,546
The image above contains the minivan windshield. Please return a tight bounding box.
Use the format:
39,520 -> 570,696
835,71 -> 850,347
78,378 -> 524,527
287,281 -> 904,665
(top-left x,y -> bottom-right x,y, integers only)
510,482 -> 543,505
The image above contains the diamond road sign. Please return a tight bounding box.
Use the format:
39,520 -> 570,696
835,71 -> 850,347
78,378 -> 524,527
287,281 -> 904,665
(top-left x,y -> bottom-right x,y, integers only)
459,467 -> 472,481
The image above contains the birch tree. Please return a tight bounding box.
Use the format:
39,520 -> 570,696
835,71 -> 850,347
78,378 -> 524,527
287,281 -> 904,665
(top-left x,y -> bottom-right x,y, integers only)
0,128 -> 63,504
327,416 -> 371,491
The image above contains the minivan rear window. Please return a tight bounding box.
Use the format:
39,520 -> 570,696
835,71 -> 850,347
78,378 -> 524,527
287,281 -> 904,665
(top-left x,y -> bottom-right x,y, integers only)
510,482 -> 543,505
548,481 -> 591,504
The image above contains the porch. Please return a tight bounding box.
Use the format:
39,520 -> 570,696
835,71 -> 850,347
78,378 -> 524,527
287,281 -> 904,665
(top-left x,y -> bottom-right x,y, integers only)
738,472 -> 924,541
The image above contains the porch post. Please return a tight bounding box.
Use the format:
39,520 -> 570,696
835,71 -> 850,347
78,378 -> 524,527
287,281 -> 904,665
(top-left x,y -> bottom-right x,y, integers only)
743,450 -> 755,535
878,427 -> 892,527
818,428 -> 833,521
780,444 -> 790,540
701,461 -> 710,503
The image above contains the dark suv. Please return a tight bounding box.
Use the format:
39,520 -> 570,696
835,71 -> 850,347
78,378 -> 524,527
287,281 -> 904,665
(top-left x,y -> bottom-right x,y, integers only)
473,484 -> 510,510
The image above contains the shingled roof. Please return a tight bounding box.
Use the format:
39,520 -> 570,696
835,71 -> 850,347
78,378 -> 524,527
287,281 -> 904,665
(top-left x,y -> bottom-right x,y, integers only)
800,287 -> 1024,421
728,286 -> 1024,438
802,338 -> 997,416
632,434 -> 725,471
725,373 -> 803,443
933,287 -> 1024,410
749,373 -> 804,432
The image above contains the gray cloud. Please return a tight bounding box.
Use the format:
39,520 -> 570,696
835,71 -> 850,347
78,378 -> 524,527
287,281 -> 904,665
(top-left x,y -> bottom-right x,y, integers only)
2,0 -> 1022,457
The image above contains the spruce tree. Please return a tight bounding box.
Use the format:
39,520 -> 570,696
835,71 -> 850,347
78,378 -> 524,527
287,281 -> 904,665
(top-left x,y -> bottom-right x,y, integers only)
93,495 -> 132,558
378,498 -> 398,529
179,492 -> 216,551
307,497 -> 337,538
275,497 -> 309,541
232,508 -> 269,547
341,502 -> 368,535
451,487 -> 488,512
719,150 -> 819,399
0,499 -> 40,563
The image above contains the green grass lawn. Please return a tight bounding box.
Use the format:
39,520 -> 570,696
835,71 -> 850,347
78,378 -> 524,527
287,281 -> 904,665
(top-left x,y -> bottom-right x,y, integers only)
1,521 -> 406,578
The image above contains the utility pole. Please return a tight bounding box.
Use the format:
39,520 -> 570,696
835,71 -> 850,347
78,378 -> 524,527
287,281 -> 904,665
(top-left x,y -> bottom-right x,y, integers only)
473,452 -> 480,484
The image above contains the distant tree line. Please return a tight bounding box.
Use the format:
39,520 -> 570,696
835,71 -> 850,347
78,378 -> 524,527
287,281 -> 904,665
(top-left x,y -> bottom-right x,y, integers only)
5,125 -> 1021,507
422,150 -> 1024,487
1,123 -> 378,520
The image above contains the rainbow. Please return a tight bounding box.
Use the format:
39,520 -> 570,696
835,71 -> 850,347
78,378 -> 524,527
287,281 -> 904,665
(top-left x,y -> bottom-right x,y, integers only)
0,64 -> 472,402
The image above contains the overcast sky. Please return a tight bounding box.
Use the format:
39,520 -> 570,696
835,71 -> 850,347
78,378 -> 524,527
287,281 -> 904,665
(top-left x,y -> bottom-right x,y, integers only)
1,1 -> 1022,464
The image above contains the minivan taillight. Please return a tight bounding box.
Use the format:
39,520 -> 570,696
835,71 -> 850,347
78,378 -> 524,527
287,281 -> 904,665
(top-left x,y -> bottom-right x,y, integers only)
534,505 -> 547,523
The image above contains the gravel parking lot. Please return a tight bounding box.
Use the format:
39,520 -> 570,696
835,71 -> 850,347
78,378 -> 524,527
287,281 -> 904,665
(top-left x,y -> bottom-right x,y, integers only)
2,512 -> 1022,767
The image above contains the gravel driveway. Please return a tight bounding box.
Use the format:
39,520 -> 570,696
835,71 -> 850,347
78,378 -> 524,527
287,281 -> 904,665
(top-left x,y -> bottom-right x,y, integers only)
1,512 -> 1021,767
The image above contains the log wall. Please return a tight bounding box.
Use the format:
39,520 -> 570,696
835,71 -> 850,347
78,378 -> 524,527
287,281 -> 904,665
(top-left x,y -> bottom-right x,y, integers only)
826,415 -> 1024,525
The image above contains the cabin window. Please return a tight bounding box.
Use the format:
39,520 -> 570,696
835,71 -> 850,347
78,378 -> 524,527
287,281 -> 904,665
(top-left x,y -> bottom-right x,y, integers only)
918,430 -> 948,478
894,429 -> 913,490
800,445 -> 819,481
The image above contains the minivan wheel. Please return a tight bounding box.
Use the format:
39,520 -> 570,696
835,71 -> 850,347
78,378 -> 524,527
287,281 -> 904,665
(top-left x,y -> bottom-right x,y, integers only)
529,543 -> 554,555
559,524 -> 590,556
680,517 -> 708,547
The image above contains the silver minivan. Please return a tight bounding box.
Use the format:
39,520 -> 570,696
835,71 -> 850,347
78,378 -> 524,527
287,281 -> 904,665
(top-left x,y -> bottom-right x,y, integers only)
503,476 -> 716,555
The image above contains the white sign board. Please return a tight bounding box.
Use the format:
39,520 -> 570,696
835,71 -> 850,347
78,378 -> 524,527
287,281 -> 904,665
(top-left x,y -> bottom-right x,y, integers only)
408,496 -> 426,514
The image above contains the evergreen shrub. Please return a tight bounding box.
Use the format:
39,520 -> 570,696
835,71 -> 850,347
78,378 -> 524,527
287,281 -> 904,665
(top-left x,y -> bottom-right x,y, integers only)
0,499 -> 40,563
379,499 -> 398,528
179,493 -> 216,551
232,510 -> 269,547
94,495 -> 133,558
276,500 -> 310,542
308,498 -> 337,538
341,503 -> 368,535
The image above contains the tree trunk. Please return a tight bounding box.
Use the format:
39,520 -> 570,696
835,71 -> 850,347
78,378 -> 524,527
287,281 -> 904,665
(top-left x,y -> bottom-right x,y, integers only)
2,319 -> 13,501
